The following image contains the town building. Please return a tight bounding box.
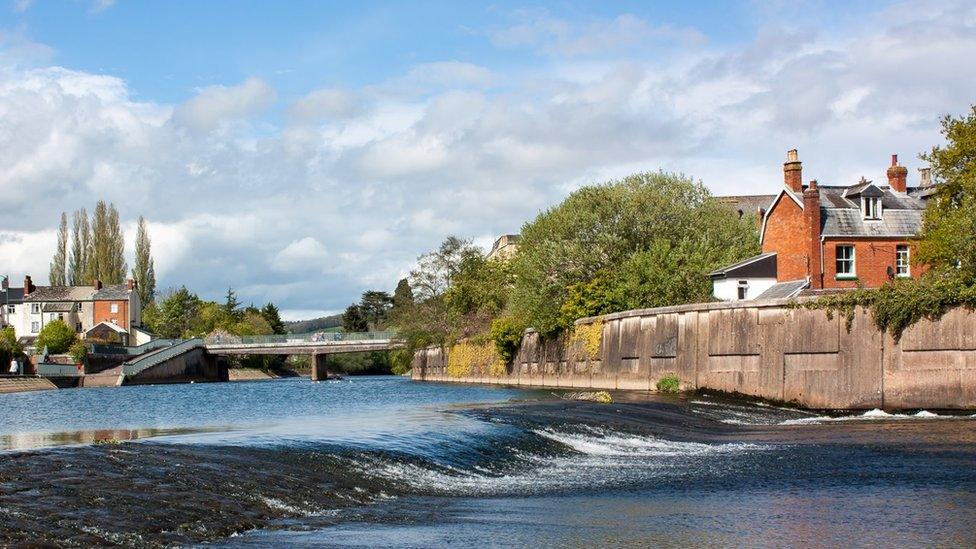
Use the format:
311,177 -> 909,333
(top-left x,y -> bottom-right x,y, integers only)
711,150 -> 936,301
487,234 -> 520,261
7,276 -> 144,347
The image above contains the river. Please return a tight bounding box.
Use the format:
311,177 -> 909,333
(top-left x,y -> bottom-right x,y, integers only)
1,376 -> 974,547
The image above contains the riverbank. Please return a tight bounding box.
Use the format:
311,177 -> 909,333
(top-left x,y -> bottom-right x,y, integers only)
1,377 -> 974,546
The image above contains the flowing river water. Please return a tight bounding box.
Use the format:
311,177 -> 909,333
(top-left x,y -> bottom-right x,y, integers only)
1,376 -> 974,547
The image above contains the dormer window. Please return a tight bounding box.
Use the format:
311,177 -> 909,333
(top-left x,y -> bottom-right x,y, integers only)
862,196 -> 881,220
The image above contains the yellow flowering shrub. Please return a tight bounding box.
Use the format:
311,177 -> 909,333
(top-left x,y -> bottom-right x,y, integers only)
568,320 -> 604,361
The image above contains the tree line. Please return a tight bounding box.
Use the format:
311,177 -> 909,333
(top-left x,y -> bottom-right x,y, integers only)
48,201 -> 156,307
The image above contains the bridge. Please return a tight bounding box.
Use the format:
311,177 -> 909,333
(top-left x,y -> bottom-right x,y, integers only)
203,331 -> 401,380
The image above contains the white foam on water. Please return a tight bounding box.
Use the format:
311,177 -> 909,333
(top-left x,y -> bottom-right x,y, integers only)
353,426 -> 765,496
259,496 -> 338,517
780,408 -> 970,425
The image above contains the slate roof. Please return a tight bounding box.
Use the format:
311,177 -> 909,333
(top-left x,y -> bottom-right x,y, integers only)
715,195 -> 777,218
756,280 -> 809,300
815,185 -> 925,238
42,302 -> 75,313
93,284 -> 133,300
709,253 -> 777,278
86,321 -> 128,335
0,288 -> 25,305
23,286 -> 96,302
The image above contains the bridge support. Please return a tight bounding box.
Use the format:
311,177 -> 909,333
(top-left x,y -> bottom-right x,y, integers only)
311,352 -> 329,381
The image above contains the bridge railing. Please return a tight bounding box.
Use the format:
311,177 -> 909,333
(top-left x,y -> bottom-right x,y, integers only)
204,331 -> 397,346
122,338 -> 204,376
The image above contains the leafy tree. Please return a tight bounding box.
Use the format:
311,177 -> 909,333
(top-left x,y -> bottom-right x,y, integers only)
132,216 -> 156,306
68,208 -> 91,286
222,287 -> 242,320
393,278 -> 414,309
360,290 -> 393,329
510,171 -> 759,334
36,319 -> 77,354
49,213 -> 68,286
342,304 -> 369,332
0,327 -> 23,369
154,287 -> 201,338
260,302 -> 286,334
409,236 -> 481,301
89,201 -> 127,284
918,105 -> 976,279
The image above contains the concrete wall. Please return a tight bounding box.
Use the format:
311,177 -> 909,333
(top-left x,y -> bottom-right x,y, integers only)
125,348 -> 222,385
712,277 -> 777,301
412,299 -> 976,410
0,376 -> 57,394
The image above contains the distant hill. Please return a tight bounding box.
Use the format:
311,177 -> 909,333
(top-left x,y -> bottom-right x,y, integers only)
284,314 -> 343,334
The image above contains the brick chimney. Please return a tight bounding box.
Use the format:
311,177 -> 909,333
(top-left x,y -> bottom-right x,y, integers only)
94,279 -> 102,290
784,149 -> 803,193
803,180 -> 823,289
127,278 -> 136,291
756,207 -> 766,230
23,275 -> 34,295
887,154 -> 908,193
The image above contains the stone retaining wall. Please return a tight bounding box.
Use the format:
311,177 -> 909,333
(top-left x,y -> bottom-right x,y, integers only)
0,377 -> 58,394
411,299 -> 976,410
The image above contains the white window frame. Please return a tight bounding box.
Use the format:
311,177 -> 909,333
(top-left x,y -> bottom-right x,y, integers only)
31,321 -> 40,333
836,245 -> 856,278
7,305 -> 14,314
896,245 -> 911,277
861,197 -> 881,220
110,303 -> 119,314
31,303 -> 41,314
737,280 -> 749,300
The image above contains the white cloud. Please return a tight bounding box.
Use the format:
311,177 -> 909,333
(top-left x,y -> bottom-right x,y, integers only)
172,76 -> 276,133
0,2 -> 974,315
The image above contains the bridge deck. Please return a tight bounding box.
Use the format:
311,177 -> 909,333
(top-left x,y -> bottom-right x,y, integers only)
204,339 -> 399,355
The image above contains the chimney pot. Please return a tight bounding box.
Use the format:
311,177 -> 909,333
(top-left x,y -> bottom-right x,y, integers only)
891,154 -> 898,167
94,279 -> 102,290
127,278 -> 135,290
919,167 -> 932,187
24,275 -> 33,296
783,149 -> 803,192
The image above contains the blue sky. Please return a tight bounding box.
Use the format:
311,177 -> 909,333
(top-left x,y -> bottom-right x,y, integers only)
0,1 -> 973,318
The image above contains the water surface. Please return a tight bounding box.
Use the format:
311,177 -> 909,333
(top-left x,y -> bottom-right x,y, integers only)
1,377 -> 974,547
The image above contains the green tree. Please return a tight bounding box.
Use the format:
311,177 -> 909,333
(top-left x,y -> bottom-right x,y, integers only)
342,304 -> 369,332
68,208 -> 91,286
49,212 -> 68,286
918,105 -> 976,279
132,216 -> 156,306
89,201 -> 126,284
155,287 -> 201,338
260,302 -> 286,334
510,171 -> 759,334
222,287 -> 242,320
393,277 -> 414,309
0,326 -> 24,369
360,290 -> 393,329
36,319 -> 76,354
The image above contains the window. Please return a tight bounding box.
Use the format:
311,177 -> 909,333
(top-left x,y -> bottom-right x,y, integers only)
836,245 -> 856,278
7,305 -> 13,314
896,245 -> 910,277
110,303 -> 119,314
862,197 -> 881,219
737,281 -> 749,300
75,322 -> 83,332
31,321 -> 40,333
31,303 -> 40,314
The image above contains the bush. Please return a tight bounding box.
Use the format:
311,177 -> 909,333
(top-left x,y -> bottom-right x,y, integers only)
656,375 -> 680,394
36,319 -> 77,354
69,341 -> 88,365
489,315 -> 525,364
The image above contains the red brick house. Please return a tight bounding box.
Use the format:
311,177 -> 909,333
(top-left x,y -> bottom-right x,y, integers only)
712,150 -> 937,301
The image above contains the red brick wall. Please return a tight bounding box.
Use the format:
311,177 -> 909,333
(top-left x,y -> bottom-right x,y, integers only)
761,195 -> 809,282
821,239 -> 922,288
94,300 -> 129,330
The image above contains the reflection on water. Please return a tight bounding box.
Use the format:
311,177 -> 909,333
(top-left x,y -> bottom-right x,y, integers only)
0,425 -> 238,452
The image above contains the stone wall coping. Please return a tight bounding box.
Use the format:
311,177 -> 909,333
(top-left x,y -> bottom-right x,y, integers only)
573,296 -> 819,324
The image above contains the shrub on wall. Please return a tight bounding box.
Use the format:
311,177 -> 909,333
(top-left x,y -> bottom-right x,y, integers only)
568,320 -> 603,362
69,341 -> 88,365
800,272 -> 976,339
447,341 -> 503,378
489,315 -> 524,366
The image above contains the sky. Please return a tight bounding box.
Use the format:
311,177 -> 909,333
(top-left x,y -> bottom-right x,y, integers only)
0,1 -> 974,319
